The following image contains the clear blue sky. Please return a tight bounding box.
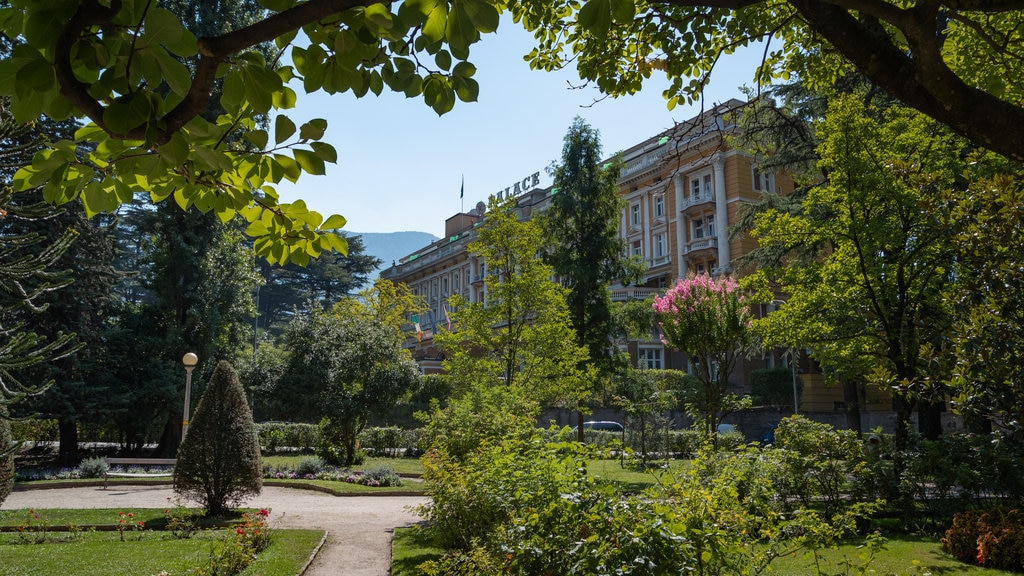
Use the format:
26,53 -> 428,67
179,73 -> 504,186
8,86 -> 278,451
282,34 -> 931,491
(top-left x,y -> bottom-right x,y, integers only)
278,18 -> 765,238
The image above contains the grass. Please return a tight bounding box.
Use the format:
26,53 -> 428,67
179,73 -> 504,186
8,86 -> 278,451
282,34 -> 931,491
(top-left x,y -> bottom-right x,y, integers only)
0,526 -> 324,576
0,508 -> 243,529
391,526 -> 445,576
391,529 -> 1016,576
768,535 -> 1020,576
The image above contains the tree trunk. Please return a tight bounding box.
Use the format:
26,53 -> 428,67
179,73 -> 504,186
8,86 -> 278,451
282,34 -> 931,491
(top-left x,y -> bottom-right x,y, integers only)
57,418 -> 79,468
152,413 -> 181,458
917,399 -> 944,440
841,379 -> 862,436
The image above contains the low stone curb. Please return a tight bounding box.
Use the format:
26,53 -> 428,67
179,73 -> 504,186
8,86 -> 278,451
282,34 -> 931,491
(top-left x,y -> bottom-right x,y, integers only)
299,530 -> 330,576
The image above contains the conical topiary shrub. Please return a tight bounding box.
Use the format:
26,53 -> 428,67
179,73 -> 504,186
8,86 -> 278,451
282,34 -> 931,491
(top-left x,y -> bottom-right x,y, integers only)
173,360 -> 262,515
0,404 -> 14,506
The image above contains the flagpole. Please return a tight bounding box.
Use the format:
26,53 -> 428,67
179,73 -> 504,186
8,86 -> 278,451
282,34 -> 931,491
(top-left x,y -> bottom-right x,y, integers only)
460,175 -> 464,215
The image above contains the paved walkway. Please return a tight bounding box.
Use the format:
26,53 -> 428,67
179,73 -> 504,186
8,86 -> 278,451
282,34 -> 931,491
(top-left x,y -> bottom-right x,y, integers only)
2,485 -> 427,576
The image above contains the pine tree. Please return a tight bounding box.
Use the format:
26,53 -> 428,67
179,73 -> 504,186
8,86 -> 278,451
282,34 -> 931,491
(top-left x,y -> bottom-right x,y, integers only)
0,404 -> 13,505
173,361 -> 262,516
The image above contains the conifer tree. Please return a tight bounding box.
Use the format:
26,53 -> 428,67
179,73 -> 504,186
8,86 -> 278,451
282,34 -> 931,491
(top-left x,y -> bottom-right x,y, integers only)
173,361 -> 262,516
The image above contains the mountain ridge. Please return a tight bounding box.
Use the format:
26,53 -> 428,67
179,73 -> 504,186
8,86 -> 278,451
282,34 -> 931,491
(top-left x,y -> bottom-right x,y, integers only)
349,230 -> 439,275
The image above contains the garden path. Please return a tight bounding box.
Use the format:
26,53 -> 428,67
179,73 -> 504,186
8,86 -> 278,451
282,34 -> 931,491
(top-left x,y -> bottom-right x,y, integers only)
2,485 -> 426,576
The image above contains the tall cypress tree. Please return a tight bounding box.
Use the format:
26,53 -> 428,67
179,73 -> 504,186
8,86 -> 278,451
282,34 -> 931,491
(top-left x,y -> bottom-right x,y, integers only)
541,117 -> 644,440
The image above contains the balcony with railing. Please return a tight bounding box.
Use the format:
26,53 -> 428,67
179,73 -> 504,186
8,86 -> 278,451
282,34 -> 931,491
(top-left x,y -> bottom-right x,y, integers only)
685,236 -> 718,255
610,287 -> 662,302
679,193 -> 715,212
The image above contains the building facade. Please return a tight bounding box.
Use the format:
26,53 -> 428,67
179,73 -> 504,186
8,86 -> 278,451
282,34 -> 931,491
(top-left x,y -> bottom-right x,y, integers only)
377,100 -> 881,424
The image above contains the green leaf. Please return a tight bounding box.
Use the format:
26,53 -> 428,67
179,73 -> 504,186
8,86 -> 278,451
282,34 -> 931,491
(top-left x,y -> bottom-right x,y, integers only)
578,0 -> 611,40
322,214 -> 347,230
310,141 -> 337,163
157,49 -> 192,96
158,132 -> 189,165
144,8 -> 185,46
222,69 -> 245,109
463,0 -> 499,33
435,50 -> 452,71
299,118 -> 328,141
293,149 -> 326,175
421,0 -> 448,43
274,115 -> 297,145
609,0 -> 635,24
243,65 -> 283,113
192,146 -> 232,171
103,92 -> 154,135
453,76 -> 479,102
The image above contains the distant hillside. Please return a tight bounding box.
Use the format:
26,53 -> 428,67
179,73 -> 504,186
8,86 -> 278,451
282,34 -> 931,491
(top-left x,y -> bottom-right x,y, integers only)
350,231 -> 439,274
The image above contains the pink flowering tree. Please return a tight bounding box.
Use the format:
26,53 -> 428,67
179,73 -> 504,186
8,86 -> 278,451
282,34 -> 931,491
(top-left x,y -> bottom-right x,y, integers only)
653,274 -> 753,444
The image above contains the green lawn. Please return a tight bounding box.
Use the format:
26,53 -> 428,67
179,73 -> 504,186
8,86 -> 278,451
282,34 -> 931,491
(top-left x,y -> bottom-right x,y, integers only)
0,527 -> 323,576
767,536 -> 1019,576
392,526 -> 445,576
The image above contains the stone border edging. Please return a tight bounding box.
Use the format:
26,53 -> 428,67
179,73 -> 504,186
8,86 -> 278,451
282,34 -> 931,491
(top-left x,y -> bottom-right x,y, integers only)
299,530 -> 330,575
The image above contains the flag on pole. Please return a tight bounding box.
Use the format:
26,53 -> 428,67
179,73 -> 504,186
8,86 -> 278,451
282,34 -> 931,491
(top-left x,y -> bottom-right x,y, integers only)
411,314 -> 423,342
460,175 -> 464,199
443,303 -> 452,332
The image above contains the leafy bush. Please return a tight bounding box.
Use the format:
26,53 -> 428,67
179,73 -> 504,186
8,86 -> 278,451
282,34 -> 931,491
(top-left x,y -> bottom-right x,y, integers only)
361,465 -> 403,487
294,456 -> 325,477
749,367 -> 800,408
417,430 -> 877,575
941,509 -> 985,563
360,426 -> 405,457
976,508 -> 1024,570
943,508 -> 1024,570
77,456 -> 109,478
174,361 -> 263,516
256,421 -> 319,453
9,417 -> 57,445
773,415 -> 867,516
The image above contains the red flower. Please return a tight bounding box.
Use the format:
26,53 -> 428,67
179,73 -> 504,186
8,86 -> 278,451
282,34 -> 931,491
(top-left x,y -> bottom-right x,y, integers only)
259,508 -> 269,517
237,528 -> 245,535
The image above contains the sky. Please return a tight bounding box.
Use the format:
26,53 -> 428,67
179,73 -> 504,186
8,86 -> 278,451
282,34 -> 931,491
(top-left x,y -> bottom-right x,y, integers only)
277,18 -> 766,239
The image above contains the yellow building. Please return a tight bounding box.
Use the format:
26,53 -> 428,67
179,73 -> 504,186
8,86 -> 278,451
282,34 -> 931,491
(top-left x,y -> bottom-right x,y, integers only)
377,99 -> 905,431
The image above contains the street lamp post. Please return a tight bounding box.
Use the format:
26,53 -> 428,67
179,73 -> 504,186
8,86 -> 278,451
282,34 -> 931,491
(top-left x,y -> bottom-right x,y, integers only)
182,352 -> 198,442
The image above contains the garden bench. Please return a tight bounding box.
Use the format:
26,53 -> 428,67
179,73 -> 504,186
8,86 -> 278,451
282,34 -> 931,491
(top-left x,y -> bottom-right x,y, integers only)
103,457 -> 177,488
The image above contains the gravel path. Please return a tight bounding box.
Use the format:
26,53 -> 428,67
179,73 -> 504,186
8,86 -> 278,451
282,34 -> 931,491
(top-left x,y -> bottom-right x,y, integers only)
2,485 -> 427,576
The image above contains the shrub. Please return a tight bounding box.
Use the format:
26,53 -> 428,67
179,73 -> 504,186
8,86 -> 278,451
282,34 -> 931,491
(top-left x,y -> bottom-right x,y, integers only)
941,509 -> 985,563
77,456 -> 109,478
976,508 -> 1024,570
772,415 -> 867,516
750,367 -> 800,408
294,456 -> 325,477
9,417 -> 57,445
256,421 -> 319,453
174,361 -> 263,516
361,465 -> 403,487
360,426 -> 404,457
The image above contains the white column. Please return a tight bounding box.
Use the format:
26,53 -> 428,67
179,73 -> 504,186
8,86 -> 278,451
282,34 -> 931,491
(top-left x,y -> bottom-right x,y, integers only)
712,154 -> 730,273
672,174 -> 688,279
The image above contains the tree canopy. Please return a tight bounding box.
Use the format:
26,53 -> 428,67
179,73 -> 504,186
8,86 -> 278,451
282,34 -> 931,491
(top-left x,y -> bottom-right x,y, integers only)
509,0 -> 1024,163
1,0 -> 1022,268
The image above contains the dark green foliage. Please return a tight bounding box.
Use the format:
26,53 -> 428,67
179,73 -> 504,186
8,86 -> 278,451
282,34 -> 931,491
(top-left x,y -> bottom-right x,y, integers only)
541,117 -> 645,438
749,367 -> 801,408
256,234 -> 382,336
0,404 -> 13,505
277,307 -> 419,465
174,361 -> 262,516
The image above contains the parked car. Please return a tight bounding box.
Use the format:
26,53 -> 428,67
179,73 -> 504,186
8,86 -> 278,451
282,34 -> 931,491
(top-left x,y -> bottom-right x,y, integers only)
582,421 -> 624,432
